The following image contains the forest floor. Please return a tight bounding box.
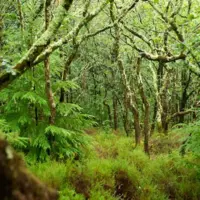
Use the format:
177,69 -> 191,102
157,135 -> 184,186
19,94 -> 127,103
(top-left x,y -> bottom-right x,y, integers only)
29,129 -> 200,200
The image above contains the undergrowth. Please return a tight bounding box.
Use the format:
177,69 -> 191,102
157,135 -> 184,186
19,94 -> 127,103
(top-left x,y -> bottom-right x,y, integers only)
29,131 -> 200,200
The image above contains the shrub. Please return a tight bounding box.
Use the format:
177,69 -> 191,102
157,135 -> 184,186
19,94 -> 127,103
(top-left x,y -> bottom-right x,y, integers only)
28,132 -> 200,200
30,161 -> 66,189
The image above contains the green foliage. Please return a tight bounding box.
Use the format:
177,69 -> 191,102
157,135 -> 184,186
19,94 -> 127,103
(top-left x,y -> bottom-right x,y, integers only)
89,185 -> 117,200
0,119 -> 29,149
1,0 -> 200,198
0,68 -> 95,161
30,133 -> 200,200
59,188 -> 85,200
173,120 -> 200,158
45,125 -> 90,160
54,80 -> 79,93
30,161 -> 67,188
149,132 -> 183,155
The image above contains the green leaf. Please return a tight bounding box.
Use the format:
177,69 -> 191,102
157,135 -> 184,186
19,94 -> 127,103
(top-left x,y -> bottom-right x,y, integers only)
188,14 -> 195,21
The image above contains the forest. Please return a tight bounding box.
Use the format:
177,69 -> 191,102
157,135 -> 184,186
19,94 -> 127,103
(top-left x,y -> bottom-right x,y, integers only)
0,0 -> 200,199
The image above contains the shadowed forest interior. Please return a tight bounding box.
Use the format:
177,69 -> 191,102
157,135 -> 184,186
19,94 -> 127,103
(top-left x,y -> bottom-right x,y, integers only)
0,0 -> 200,199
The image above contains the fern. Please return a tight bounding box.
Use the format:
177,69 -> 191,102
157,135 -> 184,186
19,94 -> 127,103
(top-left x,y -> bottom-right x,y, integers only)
57,103 -> 82,116
54,80 -> 79,93
45,125 -> 89,160
0,119 -> 29,149
12,91 -> 47,106
5,133 -> 29,149
0,65 -> 95,161
178,120 -> 200,157
45,125 -> 73,137
0,119 -> 8,128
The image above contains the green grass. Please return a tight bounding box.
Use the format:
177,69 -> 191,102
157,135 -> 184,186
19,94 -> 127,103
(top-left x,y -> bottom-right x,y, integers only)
29,131 -> 200,200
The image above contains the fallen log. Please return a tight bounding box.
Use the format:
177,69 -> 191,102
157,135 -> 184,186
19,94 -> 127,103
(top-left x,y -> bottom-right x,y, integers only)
0,139 -> 59,200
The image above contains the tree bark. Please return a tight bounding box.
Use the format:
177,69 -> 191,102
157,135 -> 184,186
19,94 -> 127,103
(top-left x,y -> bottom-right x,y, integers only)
0,14 -> 3,50
16,0 -> 24,34
103,89 -> 113,128
150,101 -> 157,135
110,0 -> 141,144
123,90 -> 130,136
44,0 -> 56,125
0,139 -> 58,200
112,95 -> 118,130
179,69 -> 191,123
110,2 -> 119,131
0,0 -> 73,91
136,57 -> 150,155
118,59 -> 141,145
44,59 -> 56,125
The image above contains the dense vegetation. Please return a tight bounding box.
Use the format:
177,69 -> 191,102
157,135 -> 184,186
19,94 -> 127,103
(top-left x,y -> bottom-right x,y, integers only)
0,0 -> 200,199
29,130 -> 200,200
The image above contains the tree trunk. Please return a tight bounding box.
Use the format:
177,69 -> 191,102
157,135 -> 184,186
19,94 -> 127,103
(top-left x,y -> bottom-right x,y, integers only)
0,139 -> 58,200
0,15 -> 3,50
112,95 -> 118,130
123,91 -> 130,136
44,59 -> 56,125
16,0 -> 24,34
150,64 -> 162,133
136,57 -> 150,155
179,97 -> 187,123
110,1 -> 119,131
112,4 -> 141,144
179,69 -> 191,123
103,89 -> 112,128
117,58 -> 141,145
150,101 -> 157,135
44,0 -> 56,125
161,94 -> 169,134
159,65 -> 171,134
0,0 -> 73,91
130,107 -> 141,145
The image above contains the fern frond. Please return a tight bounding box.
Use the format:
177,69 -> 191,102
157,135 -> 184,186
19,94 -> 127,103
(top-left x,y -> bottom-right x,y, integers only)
45,125 -> 74,137
32,133 -> 51,151
54,80 -> 79,92
57,103 -> 82,116
12,91 -> 47,106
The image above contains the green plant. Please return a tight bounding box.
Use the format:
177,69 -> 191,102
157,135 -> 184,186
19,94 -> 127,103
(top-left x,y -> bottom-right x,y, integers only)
178,120 -> 200,158
0,75 -> 96,161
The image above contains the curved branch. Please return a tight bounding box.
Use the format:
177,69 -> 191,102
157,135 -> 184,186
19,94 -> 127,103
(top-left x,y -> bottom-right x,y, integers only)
0,0 -> 73,91
140,51 -> 186,63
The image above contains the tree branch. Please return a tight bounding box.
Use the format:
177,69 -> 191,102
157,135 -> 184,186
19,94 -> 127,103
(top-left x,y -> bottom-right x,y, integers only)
0,0 -> 73,91
140,51 -> 186,62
